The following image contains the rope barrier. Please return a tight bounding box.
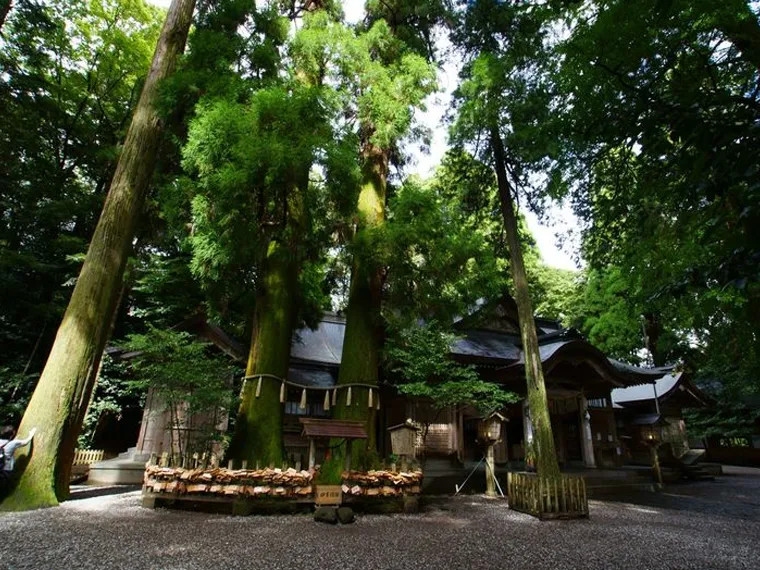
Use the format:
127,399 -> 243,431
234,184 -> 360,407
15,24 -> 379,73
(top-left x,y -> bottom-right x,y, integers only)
242,373 -> 381,410
242,373 -> 379,391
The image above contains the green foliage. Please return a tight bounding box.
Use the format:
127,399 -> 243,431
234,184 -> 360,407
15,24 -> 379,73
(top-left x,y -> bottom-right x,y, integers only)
386,323 -> 519,415
548,0 -> 760,420
0,0 -> 162,375
531,264 -> 582,325
384,173 -> 505,323
0,368 -> 38,428
124,327 -> 234,452
77,355 -> 137,449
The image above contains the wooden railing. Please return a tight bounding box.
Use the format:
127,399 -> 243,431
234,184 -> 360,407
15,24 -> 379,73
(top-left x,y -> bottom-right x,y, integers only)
507,472 -> 588,520
72,449 -> 105,466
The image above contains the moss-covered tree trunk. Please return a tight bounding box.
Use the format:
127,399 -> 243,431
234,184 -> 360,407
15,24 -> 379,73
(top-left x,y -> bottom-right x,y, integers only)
491,127 -> 560,480
0,0 -> 12,32
228,183 -> 307,467
0,0 -> 196,511
333,142 -> 389,466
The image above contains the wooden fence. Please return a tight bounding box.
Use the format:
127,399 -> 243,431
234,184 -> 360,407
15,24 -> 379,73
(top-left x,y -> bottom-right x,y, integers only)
72,449 -> 104,466
507,472 -> 588,520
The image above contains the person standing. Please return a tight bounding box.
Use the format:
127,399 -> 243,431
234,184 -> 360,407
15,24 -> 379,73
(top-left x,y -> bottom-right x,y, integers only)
0,425 -> 37,492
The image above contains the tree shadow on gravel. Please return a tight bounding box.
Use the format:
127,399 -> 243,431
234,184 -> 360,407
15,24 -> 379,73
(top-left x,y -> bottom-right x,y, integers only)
593,477 -> 760,522
66,485 -> 141,501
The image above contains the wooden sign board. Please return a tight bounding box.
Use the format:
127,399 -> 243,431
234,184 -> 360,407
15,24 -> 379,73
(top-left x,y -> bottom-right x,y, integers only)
314,485 -> 343,506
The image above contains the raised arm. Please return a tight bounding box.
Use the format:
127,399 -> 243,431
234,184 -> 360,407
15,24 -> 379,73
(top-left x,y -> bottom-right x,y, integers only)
15,427 -> 37,447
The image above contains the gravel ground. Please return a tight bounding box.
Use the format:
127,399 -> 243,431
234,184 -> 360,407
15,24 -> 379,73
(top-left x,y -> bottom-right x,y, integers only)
1,470 -> 759,570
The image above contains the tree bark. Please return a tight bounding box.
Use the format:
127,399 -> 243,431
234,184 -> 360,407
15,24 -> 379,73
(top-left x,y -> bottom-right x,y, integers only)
0,0 -> 12,33
0,0 -> 196,511
227,183 -> 307,467
333,142 -> 388,466
490,127 -> 561,480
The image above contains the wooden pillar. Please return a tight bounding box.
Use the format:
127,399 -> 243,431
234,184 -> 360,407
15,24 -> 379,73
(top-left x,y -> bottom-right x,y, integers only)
457,408 -> 464,462
579,395 -> 596,468
651,444 -> 663,488
485,442 -> 496,497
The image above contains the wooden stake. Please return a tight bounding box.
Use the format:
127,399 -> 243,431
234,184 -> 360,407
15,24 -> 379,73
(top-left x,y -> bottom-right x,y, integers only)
255,376 -> 262,398
279,382 -> 286,403
368,388 -> 373,408
308,438 -> 316,470
323,391 -> 330,411
332,388 -> 337,406
346,386 -> 352,406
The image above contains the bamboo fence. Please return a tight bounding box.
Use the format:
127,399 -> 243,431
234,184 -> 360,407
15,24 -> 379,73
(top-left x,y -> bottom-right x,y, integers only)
507,472 -> 588,520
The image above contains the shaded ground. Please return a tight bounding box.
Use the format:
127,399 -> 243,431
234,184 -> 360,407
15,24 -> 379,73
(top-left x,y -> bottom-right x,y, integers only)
1,468 -> 759,570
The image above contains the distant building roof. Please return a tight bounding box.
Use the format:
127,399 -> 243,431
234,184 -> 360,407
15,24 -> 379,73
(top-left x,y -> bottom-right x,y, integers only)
612,374 -> 681,405
612,372 -> 710,408
288,316 -> 668,388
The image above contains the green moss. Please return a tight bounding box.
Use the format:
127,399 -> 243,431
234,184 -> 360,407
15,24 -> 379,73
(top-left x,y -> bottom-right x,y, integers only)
228,240 -> 300,466
334,146 -> 389,467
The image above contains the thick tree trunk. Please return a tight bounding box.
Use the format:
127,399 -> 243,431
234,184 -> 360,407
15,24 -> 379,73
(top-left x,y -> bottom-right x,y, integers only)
0,0 -> 11,33
333,142 -> 388,466
228,181 -> 307,467
0,0 -> 196,511
228,243 -> 297,467
490,128 -> 561,480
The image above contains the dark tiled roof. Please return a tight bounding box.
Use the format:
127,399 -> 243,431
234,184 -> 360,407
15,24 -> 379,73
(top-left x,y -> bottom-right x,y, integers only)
288,317 -> 670,388
630,413 -> 665,426
450,330 -> 521,361
290,316 -> 345,366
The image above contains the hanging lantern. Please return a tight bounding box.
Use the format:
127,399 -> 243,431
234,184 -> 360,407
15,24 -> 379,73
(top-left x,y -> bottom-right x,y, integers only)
299,388 -> 308,410
279,382 -> 286,403
323,391 -> 331,411
255,376 -> 262,398
346,386 -> 352,406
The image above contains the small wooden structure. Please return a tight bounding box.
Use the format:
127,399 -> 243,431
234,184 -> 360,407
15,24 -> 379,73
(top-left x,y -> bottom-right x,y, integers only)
479,412 -> 507,497
299,418 -> 368,471
387,420 -> 420,471
507,472 -> 588,520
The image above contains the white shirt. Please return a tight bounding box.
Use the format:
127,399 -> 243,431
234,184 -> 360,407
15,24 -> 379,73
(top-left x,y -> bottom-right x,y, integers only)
0,434 -> 33,471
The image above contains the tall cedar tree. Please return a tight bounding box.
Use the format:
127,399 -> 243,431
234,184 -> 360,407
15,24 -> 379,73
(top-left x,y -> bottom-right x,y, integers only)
182,5 -> 359,465
332,0 -> 441,466
1,0 -> 196,511
451,0 -> 560,477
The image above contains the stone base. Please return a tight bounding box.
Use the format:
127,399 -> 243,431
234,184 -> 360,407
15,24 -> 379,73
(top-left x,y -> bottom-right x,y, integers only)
88,448 -> 151,485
